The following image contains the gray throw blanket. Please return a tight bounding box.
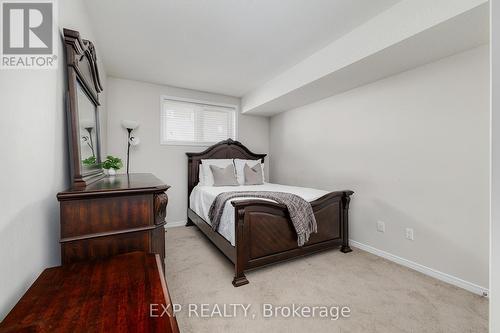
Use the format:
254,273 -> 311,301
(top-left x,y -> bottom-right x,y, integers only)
208,191 -> 317,246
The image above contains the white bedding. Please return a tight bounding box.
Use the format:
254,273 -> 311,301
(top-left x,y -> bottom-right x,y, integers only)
189,183 -> 328,245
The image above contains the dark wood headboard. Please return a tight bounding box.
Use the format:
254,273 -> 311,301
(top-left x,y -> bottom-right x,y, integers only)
186,139 -> 267,198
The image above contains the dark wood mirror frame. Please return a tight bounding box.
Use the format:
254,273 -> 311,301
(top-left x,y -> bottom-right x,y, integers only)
63,28 -> 104,188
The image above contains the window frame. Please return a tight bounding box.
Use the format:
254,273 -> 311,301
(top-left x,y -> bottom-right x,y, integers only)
159,95 -> 239,147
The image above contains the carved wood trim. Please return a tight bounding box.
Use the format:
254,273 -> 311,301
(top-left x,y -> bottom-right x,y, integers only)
63,28 -> 105,189
341,193 -> 353,253
154,193 -> 168,225
64,29 -> 103,103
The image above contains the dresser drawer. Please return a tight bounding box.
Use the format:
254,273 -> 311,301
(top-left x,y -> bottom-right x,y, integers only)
61,228 -> 163,264
61,229 -> 149,263
60,194 -> 153,238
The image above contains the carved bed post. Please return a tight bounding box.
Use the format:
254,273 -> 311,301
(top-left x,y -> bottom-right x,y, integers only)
185,158 -> 195,226
340,192 -> 353,253
233,207 -> 249,287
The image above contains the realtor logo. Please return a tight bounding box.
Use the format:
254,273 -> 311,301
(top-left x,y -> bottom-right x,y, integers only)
1,0 -> 57,69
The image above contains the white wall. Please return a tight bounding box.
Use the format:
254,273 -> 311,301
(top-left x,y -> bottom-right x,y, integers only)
106,77 -> 269,225
491,0 -> 499,329
0,0 -> 106,320
269,46 -> 489,289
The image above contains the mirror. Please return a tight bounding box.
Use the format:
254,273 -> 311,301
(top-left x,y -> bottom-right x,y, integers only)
64,28 -> 104,188
77,81 -> 100,172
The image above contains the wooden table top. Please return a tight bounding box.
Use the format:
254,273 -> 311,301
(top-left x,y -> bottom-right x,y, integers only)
0,252 -> 179,333
57,173 -> 170,200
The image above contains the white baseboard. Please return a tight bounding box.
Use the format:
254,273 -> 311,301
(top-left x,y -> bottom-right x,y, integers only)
350,240 -> 489,297
165,220 -> 187,228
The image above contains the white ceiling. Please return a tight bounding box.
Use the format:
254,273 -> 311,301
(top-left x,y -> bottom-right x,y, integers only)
85,0 -> 401,97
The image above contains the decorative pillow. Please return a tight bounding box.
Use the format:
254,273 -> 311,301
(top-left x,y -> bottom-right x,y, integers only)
210,164 -> 239,186
234,159 -> 265,185
243,163 -> 264,185
201,159 -> 233,186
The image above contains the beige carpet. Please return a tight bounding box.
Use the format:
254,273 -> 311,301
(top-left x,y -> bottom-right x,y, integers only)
165,227 -> 488,333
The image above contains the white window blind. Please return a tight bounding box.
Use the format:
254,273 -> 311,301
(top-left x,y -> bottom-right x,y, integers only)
160,97 -> 237,146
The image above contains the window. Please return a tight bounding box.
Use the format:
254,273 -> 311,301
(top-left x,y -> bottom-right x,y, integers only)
160,97 -> 237,146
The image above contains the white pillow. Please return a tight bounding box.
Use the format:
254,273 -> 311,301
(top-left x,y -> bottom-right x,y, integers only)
198,167 -> 204,185
200,159 -> 234,186
234,159 -> 265,185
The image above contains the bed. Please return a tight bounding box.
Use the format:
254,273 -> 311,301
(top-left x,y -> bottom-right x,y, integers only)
186,139 -> 354,287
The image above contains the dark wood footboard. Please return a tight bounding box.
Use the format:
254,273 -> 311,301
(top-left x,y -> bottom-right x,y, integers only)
231,190 -> 353,286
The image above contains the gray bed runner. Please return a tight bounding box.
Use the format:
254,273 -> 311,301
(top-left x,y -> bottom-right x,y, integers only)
208,191 -> 317,246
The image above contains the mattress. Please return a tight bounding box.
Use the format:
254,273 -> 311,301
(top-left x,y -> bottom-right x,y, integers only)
189,183 -> 328,245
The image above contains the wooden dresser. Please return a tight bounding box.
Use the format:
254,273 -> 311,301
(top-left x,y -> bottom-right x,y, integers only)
57,173 -> 169,267
0,252 -> 179,332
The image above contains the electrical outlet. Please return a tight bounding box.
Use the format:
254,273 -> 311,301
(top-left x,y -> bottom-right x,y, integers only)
405,228 -> 414,240
377,221 -> 385,233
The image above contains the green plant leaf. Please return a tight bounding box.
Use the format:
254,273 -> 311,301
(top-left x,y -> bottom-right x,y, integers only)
101,155 -> 123,170
82,156 -> 97,166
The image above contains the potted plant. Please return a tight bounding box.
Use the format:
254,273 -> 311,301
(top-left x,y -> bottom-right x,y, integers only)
101,155 -> 123,176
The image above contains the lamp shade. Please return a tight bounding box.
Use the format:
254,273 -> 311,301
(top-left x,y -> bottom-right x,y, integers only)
122,120 -> 140,130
